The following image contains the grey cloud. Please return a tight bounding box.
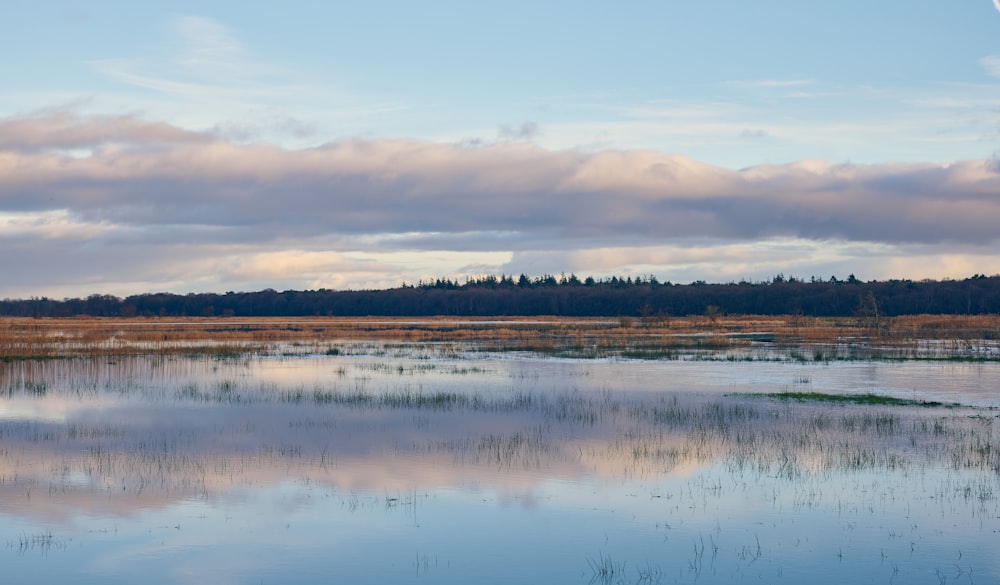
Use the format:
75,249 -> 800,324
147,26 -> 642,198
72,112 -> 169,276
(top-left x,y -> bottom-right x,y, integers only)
987,152 -> 1000,174
0,236 -> 194,296
3,113 -> 1000,249
497,121 -> 541,141
211,121 -> 260,142
272,115 -> 318,139
212,115 -> 318,143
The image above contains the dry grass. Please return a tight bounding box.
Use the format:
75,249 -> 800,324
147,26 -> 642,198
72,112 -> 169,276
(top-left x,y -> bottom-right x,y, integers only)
0,314 -> 997,360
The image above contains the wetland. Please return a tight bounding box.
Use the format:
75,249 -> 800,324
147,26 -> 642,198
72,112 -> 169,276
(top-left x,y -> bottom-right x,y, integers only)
0,316 -> 998,584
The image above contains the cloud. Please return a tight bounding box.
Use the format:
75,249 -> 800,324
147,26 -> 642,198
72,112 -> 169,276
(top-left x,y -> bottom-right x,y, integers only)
497,239 -> 1000,285
171,15 -> 250,75
980,55 -> 1000,78
75,14 -> 402,150
92,15 -> 276,96
988,152 -> 1000,174
2,111 -> 999,296
0,108 -> 213,152
4,112 -> 997,244
212,114 -> 319,143
497,121 -> 541,141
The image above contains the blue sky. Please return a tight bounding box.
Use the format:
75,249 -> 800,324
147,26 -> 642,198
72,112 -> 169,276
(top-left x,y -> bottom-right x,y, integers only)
2,1 -> 1000,298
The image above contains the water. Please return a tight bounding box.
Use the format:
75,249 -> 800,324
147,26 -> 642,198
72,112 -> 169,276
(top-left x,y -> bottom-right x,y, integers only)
1,343 -> 998,584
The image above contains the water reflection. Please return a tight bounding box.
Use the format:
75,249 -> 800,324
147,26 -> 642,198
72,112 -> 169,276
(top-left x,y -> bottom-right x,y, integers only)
0,351 -> 998,584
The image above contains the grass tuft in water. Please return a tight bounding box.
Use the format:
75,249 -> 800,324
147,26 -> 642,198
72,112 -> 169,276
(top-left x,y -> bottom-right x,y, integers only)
587,553 -> 626,584
747,391 -> 959,408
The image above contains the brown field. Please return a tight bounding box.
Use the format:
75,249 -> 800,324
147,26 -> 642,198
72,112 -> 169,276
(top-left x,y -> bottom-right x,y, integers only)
1,314 -> 997,360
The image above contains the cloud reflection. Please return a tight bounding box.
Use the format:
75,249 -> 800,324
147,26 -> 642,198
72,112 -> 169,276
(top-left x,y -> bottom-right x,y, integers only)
1,353 -> 997,526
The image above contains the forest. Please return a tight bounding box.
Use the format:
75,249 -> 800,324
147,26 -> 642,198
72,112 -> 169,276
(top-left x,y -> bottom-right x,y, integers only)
2,273 -> 999,318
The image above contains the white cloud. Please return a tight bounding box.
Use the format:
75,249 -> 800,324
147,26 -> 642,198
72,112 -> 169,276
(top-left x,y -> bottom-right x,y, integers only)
0,109 -> 213,151
171,15 -> 251,75
77,15 -> 404,150
980,55 -> 1000,78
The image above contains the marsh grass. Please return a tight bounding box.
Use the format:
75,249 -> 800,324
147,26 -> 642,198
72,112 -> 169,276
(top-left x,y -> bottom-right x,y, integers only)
747,391 -> 962,408
2,315 -> 998,362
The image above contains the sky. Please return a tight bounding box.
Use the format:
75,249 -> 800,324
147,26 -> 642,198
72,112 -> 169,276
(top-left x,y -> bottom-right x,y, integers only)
2,1 -> 1000,299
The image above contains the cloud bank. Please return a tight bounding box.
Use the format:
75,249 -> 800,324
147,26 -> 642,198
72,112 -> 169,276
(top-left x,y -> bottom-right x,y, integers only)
2,111 -> 999,298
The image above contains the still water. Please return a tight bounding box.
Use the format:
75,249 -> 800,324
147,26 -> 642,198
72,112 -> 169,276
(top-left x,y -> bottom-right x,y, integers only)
1,344 -> 998,584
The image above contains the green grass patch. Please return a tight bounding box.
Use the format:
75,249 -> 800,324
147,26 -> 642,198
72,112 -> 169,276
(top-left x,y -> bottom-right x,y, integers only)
746,391 -> 959,408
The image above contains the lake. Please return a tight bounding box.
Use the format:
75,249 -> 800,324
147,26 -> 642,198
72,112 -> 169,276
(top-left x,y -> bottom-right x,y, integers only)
1,328 -> 998,584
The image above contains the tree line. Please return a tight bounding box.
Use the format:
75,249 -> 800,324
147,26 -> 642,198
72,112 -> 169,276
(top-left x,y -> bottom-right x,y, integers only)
3,274 -> 999,318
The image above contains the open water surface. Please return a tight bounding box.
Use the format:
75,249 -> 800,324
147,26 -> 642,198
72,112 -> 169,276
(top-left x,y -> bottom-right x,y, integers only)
1,343 -> 998,584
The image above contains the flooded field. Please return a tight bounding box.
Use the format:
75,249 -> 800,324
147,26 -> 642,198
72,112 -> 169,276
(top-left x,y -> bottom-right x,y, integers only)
1,318 -> 998,584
